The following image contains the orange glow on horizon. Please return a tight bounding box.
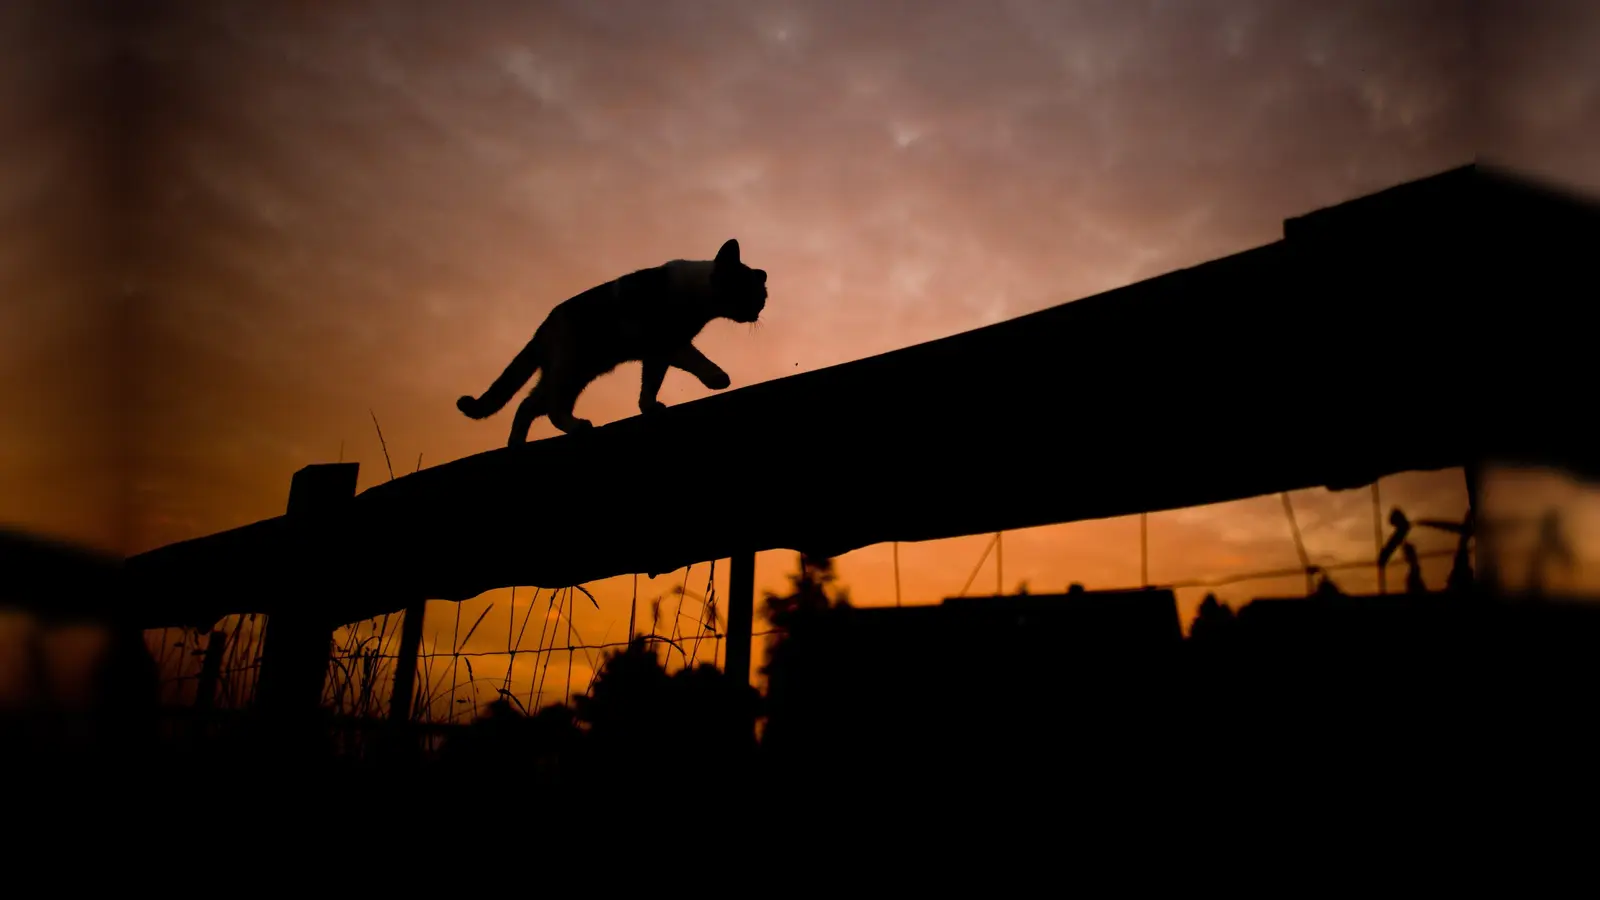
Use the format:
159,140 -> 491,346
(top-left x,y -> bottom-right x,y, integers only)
4,1 -> 1600,716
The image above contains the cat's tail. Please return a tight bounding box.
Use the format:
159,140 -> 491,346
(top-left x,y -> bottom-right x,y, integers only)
456,337 -> 542,420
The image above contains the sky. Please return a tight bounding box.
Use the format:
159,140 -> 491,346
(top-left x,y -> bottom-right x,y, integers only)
3,0 -> 1599,711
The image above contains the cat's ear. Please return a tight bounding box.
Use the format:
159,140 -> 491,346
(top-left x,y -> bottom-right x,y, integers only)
715,239 -> 740,267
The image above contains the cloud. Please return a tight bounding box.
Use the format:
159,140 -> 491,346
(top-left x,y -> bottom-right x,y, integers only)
18,0 -> 1587,569
1479,0 -> 1600,189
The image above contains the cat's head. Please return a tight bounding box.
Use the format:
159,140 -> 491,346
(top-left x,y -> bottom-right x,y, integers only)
708,238 -> 766,323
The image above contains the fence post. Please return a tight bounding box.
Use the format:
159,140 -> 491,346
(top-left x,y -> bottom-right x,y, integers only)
256,463 -> 359,737
1464,458 -> 1496,594
726,551 -> 756,687
381,597 -> 428,759
194,629 -> 226,715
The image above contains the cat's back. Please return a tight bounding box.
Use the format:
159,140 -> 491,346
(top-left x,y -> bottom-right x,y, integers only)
536,260 -> 707,358
615,259 -> 712,305
558,259 -> 710,319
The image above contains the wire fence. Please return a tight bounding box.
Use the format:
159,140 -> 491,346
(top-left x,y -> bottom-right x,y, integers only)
141,544 -> 1466,735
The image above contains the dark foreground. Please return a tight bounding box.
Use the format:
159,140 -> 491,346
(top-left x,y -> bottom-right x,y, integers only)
8,588 -> 1599,851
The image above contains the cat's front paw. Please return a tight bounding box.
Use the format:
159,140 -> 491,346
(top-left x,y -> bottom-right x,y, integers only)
704,370 -> 731,390
640,399 -> 667,416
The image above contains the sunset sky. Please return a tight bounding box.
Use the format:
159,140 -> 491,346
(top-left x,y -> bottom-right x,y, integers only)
4,1 -> 1600,709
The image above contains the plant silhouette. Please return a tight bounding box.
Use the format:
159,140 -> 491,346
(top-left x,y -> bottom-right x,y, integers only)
1381,506 -> 1475,594
762,552 -> 852,626
1189,593 -> 1237,642
571,637 -> 760,786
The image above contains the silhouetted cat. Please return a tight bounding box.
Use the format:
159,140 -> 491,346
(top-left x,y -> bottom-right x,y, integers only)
456,238 -> 767,446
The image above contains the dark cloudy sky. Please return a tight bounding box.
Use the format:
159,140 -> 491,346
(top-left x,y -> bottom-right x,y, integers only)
3,1 -> 1598,704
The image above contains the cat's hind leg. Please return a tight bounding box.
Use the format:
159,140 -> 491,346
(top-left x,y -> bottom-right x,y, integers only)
507,383 -> 551,446
544,378 -> 593,433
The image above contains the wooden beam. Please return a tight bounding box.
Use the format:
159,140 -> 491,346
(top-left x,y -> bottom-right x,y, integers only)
121,164 -> 1600,625
1,527 -> 122,625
